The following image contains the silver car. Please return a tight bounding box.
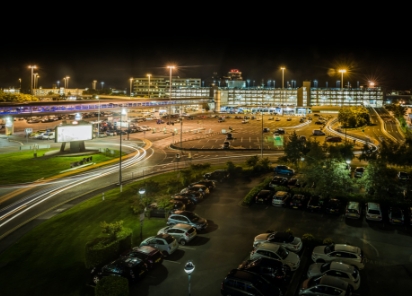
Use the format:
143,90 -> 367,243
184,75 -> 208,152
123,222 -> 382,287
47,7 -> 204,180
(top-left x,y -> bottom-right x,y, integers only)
253,231 -> 303,253
307,261 -> 361,290
139,233 -> 178,257
311,243 -> 365,270
157,223 -> 197,245
300,274 -> 353,296
250,242 -> 300,271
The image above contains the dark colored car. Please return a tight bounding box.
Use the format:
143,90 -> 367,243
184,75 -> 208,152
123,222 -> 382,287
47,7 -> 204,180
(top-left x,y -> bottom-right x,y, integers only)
307,196 -> 328,212
268,176 -> 288,188
221,269 -> 282,296
287,178 -> 306,188
325,136 -> 342,142
181,184 -> 209,196
122,245 -> 164,270
146,201 -> 185,218
274,165 -> 295,176
189,180 -> 216,191
90,257 -> 148,286
254,189 -> 274,204
289,194 -> 309,209
388,207 -> 405,225
274,128 -> 285,134
324,198 -> 342,214
315,120 -> 325,125
174,192 -> 203,204
237,257 -> 291,284
170,195 -> 195,208
203,169 -> 229,182
226,133 -> 234,140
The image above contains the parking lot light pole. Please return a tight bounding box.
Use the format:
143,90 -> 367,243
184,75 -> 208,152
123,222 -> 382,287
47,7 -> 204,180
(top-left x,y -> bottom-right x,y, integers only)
184,261 -> 195,296
138,188 -> 146,240
96,96 -> 100,138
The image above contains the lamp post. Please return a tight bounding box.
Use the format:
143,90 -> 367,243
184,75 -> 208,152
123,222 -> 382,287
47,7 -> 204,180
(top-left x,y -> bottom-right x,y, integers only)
34,74 -> 40,89
101,81 -> 104,90
57,80 -> 60,88
96,96 -> 100,138
146,74 -> 151,98
18,78 -> 21,90
138,188 -> 146,240
28,65 -> 37,95
66,76 -> 70,89
281,67 -> 285,106
339,69 -> 346,91
129,78 -> 133,97
184,261 -> 195,296
93,80 -> 97,90
119,107 -> 127,192
261,96 -> 264,158
167,66 -> 175,123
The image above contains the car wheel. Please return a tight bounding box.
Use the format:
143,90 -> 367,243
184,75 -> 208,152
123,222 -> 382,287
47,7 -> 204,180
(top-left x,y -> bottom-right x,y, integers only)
179,239 -> 187,245
316,259 -> 325,263
161,251 -> 169,257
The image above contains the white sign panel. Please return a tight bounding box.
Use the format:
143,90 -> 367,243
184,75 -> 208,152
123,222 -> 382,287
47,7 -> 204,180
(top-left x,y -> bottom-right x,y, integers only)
56,125 -> 93,143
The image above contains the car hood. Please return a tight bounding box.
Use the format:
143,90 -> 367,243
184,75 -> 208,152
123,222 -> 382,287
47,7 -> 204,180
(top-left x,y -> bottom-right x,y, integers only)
157,226 -> 169,235
254,233 -> 270,243
307,263 -> 323,277
312,246 -> 325,256
285,252 -> 300,265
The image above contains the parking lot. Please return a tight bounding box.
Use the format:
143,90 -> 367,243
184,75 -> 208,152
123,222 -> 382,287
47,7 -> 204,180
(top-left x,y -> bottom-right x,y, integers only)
124,173 -> 412,296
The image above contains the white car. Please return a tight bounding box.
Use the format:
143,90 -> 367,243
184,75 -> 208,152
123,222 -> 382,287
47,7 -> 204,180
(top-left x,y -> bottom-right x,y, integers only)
157,223 -> 197,245
250,242 -> 300,271
311,243 -> 365,270
299,275 -> 353,296
272,191 -> 291,207
307,261 -> 361,290
140,233 -> 179,257
253,231 -> 302,253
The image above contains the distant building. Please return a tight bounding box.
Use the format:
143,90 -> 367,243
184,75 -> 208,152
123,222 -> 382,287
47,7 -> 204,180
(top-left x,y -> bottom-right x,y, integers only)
132,76 -> 201,98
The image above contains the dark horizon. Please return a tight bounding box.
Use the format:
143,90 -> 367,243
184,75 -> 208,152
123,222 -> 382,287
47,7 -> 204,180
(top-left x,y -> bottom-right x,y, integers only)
1,41 -> 411,92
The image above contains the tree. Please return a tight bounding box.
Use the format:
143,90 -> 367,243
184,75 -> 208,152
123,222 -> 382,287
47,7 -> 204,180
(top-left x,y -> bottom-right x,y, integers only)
246,155 -> 259,167
281,131 -> 307,167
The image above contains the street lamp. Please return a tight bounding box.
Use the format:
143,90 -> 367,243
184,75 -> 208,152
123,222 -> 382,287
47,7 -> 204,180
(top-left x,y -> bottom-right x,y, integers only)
281,67 -> 286,105
138,188 -> 146,240
129,78 -> 133,97
119,107 -> 127,192
28,65 -> 37,95
338,69 -> 346,91
146,74 -> 151,98
167,65 -> 175,123
184,261 -> 195,296
34,74 -> 40,89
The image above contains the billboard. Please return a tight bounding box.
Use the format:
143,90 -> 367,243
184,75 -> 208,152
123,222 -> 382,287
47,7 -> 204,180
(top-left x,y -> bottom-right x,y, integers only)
56,124 -> 93,143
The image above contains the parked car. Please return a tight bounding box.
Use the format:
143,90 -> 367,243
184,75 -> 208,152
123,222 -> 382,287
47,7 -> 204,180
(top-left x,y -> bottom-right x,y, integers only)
181,183 -> 209,196
157,223 -> 197,245
388,206 -> 405,225
167,210 -> 208,232
90,256 -> 148,286
237,257 -> 291,284
189,179 -> 216,191
307,195 -> 328,212
253,231 -> 303,253
354,167 -> 364,178
226,133 -> 234,140
268,176 -> 288,188
263,127 -> 270,132
299,274 -> 353,296
221,269 -> 283,296
254,189 -> 274,204
312,129 -> 325,136
174,191 -> 203,204
241,119 -> 249,124
397,171 -> 410,181
274,128 -> 285,134
311,243 -> 365,270
287,178 -> 306,188
250,242 -> 300,271
146,201 -> 185,218
315,120 -> 325,125
203,169 -> 229,182
274,165 -> 295,176
324,198 -> 342,214
122,245 -> 164,270
223,141 -> 230,149
289,194 -> 309,209
170,194 -> 195,208
272,191 -> 291,207
286,117 -> 292,121
365,202 -> 383,222
345,201 -> 361,219
307,261 -> 361,290
325,136 -> 342,142
139,233 -> 179,257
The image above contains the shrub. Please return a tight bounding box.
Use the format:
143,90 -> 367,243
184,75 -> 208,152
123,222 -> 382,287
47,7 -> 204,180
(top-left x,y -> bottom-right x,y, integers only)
85,228 -> 132,269
95,276 -> 129,296
242,177 -> 272,205
323,237 -> 334,245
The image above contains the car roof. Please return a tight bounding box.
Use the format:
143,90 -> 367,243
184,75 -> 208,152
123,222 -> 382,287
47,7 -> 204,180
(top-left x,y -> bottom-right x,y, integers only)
133,245 -> 158,255
274,191 -> 289,197
271,231 -> 292,241
367,202 -> 380,210
171,223 -> 194,230
256,242 -> 281,251
347,201 -> 360,210
329,261 -> 355,273
155,233 -> 172,239
227,269 -> 263,281
320,275 -> 349,290
334,244 -> 361,254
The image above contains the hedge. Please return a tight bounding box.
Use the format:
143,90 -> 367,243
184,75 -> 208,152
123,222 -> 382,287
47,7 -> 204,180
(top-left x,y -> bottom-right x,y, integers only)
95,276 -> 129,296
85,228 -> 133,269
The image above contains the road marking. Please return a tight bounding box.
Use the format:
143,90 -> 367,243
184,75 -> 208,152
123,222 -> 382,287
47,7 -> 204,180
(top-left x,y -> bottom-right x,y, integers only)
164,260 -> 181,264
360,238 -> 379,257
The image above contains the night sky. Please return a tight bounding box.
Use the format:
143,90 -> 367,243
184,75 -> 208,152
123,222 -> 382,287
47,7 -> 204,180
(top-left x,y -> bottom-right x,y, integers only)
1,40 -> 411,92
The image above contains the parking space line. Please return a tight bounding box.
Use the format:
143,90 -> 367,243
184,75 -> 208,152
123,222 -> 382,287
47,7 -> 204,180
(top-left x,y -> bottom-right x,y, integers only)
163,260 -> 181,264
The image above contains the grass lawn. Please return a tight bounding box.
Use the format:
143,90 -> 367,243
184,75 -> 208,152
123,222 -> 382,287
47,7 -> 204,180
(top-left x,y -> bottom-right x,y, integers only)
0,149 -> 123,185
0,177 -> 173,296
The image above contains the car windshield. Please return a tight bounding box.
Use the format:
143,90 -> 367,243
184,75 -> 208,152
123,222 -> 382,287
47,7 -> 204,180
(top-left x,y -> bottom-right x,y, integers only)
276,246 -> 289,259
324,244 -> 335,253
164,236 -> 175,244
369,209 -> 380,215
320,262 -> 331,273
185,212 -> 200,221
